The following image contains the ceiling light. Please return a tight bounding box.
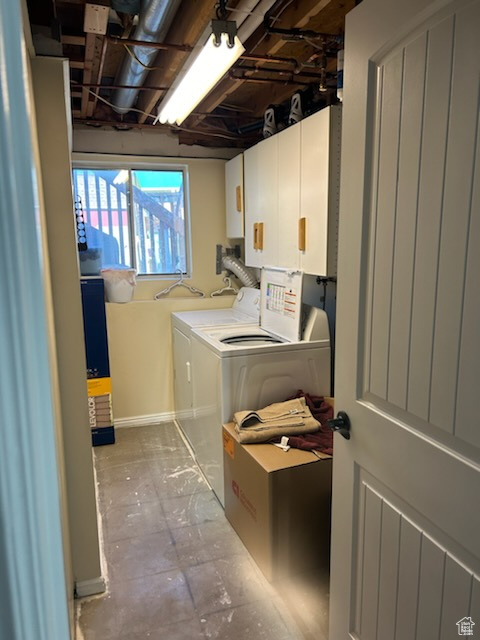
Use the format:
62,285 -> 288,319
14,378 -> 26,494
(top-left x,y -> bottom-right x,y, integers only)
156,21 -> 245,126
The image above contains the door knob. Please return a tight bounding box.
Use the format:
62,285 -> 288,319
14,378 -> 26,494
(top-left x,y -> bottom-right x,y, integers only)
327,411 -> 351,440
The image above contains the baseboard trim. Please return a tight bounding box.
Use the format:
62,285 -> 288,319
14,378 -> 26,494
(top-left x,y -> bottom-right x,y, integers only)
114,412 -> 176,429
75,576 -> 106,598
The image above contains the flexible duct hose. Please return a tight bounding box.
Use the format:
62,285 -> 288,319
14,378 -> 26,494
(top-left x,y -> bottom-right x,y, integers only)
222,255 -> 259,288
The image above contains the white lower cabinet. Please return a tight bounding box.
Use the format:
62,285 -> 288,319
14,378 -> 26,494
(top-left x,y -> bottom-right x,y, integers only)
244,105 -> 341,275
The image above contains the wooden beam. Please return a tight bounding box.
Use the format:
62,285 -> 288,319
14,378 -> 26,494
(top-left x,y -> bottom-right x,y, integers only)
69,60 -> 85,69
187,77 -> 245,128
61,34 -> 86,46
89,35 -> 108,115
80,32 -> 96,117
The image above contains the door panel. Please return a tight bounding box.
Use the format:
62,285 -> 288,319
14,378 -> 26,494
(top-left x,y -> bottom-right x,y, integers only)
353,477 -> 479,640
429,4 -> 480,435
330,0 -> 480,637
363,0 -> 480,445
407,15 -> 455,422
387,33 -> 426,410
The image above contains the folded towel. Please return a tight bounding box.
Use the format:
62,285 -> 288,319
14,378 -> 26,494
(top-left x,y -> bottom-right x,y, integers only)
233,397 -> 320,444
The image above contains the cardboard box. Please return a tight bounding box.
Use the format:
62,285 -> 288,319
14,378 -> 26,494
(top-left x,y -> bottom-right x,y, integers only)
223,421 -> 332,582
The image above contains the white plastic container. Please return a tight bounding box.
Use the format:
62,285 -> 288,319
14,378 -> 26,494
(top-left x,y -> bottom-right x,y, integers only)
101,268 -> 136,303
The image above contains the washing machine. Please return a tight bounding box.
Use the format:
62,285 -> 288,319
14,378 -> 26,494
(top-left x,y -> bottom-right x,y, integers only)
171,287 -> 260,445
189,267 -> 332,506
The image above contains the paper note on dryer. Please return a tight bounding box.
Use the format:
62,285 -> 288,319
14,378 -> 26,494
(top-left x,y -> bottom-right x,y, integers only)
261,267 -> 303,341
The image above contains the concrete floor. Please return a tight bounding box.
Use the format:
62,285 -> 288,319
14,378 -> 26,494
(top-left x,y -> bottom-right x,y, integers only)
75,423 -> 330,639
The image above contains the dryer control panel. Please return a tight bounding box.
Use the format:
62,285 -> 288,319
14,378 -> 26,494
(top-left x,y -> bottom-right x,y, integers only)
260,267 -> 303,342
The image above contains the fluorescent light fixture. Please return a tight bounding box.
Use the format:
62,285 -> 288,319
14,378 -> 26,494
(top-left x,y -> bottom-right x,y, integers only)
157,30 -> 245,126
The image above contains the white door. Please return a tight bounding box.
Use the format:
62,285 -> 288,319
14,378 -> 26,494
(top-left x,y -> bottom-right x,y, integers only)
330,0 -> 480,638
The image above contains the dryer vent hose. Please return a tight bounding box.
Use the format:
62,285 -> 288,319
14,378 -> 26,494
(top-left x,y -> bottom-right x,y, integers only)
222,255 -> 259,288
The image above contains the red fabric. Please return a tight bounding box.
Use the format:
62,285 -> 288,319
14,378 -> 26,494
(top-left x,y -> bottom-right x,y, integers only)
271,390 -> 334,456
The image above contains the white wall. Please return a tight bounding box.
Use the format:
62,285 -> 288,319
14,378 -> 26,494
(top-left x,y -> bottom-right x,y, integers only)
31,58 -> 103,595
106,296 -> 232,421
73,126 -> 240,161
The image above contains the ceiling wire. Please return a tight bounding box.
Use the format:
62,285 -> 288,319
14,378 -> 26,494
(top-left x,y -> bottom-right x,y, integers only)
71,80 -> 158,120
123,44 -> 162,70
73,84 -> 246,137
304,37 -> 325,50
174,125 -> 245,140
225,4 -> 276,21
217,103 -> 255,113
91,90 -> 157,119
252,0 -> 295,49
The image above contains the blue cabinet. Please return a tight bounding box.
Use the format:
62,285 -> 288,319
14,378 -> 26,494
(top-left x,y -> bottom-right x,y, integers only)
80,278 -> 115,446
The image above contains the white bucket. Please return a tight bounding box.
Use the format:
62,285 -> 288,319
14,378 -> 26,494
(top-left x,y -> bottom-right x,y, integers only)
101,268 -> 136,303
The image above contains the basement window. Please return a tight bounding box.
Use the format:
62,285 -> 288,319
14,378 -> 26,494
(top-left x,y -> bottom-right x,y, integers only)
72,166 -> 189,277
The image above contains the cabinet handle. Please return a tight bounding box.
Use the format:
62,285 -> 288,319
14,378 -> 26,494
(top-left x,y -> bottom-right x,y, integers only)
298,217 -> 306,251
257,222 -> 264,250
253,223 -> 258,249
186,362 -> 191,383
235,185 -> 242,212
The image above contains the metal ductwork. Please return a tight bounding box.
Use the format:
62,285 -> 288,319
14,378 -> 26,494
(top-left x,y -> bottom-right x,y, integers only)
111,0 -> 182,114
111,0 -> 277,116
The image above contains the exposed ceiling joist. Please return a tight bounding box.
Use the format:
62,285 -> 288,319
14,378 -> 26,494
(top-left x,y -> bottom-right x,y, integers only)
28,0 -> 357,147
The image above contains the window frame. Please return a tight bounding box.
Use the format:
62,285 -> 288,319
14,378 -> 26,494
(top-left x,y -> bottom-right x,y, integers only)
72,154 -> 192,279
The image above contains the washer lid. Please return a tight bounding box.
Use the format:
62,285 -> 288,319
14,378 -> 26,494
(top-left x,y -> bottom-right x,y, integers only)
260,267 -> 304,342
220,333 -> 283,346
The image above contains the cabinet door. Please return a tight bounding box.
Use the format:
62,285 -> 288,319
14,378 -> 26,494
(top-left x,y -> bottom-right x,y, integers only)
277,122 -> 301,269
257,134 -> 278,267
225,153 -> 244,238
244,143 -> 259,266
300,108 -> 330,275
244,135 -> 278,268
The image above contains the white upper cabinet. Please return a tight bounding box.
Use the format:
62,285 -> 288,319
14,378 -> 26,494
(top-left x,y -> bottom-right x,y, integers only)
243,105 -> 341,275
277,121 -> 301,268
244,133 -> 278,268
225,153 -> 244,238
300,106 -> 341,275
